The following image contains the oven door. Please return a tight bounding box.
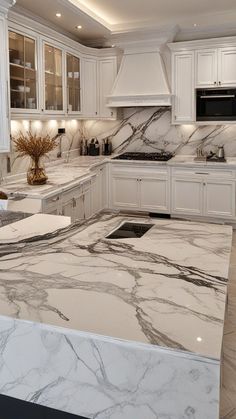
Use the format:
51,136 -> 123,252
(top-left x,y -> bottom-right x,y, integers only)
197,89 -> 236,121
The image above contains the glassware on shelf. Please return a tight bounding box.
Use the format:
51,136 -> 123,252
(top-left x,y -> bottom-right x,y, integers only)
9,31 -> 37,110
66,53 -> 81,112
44,44 -> 63,111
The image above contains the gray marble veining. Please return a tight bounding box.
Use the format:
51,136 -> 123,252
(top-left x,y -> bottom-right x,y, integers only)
0,212 -> 232,359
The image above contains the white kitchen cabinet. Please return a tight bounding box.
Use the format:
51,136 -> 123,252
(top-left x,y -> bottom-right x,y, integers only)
112,175 -> 140,209
172,52 -> 195,123
204,180 -> 235,218
218,48 -> 236,86
196,47 -> 236,88
0,12 -> 10,152
111,165 -> 170,213
171,178 -> 203,215
91,165 -> 108,215
171,168 -> 236,219
82,57 -> 98,118
139,177 -> 170,212
195,49 -> 218,87
98,58 -> 117,119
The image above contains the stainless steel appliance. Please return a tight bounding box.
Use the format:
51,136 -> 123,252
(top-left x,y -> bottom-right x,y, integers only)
197,88 -> 236,121
113,152 -> 173,161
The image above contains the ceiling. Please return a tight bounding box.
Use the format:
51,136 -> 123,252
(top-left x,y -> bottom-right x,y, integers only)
12,0 -> 236,45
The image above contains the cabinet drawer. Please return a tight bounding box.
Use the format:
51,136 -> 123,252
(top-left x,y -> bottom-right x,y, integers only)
112,165 -> 169,177
172,167 -> 235,178
44,194 -> 61,208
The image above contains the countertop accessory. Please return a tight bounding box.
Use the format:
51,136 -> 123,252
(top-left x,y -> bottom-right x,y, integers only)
13,132 -> 58,185
194,146 -> 206,162
0,191 -> 8,210
217,146 -> 225,159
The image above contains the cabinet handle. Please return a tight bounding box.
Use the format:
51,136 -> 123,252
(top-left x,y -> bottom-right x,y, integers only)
95,111 -> 98,115
219,81 -> 221,85
214,81 -> 217,85
203,182 -> 206,186
195,172 -> 209,175
111,111 -> 113,116
51,196 -> 60,202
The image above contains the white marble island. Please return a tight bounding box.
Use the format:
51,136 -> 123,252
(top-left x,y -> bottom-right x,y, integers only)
0,212 -> 232,419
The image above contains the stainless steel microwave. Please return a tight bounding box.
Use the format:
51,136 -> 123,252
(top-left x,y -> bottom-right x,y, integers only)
196,88 -> 236,121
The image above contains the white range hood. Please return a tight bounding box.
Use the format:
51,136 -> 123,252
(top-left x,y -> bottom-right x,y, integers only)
107,41 -> 172,107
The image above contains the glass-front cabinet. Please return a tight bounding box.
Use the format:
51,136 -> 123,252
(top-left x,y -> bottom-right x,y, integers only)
9,31 -> 37,111
44,44 -> 63,112
66,53 -> 81,113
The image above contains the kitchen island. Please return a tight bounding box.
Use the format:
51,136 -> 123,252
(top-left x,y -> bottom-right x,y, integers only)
0,211 -> 232,418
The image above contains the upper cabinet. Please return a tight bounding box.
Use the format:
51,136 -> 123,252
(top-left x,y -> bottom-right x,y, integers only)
169,38 -> 236,124
218,48 -> 236,86
9,30 -> 38,113
8,20 -> 117,120
66,53 -> 81,114
172,52 -> 195,123
195,49 -> 218,87
98,58 -> 117,119
0,12 -> 10,152
44,43 -> 63,113
82,57 -> 98,118
196,47 -> 236,88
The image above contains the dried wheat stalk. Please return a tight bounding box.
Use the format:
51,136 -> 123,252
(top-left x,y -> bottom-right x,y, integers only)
13,132 -> 58,164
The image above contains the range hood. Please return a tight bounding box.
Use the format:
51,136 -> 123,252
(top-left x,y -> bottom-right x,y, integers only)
107,41 -> 172,107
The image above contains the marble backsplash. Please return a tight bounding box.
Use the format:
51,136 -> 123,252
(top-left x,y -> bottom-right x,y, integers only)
84,107 -> 236,156
1,107 -> 236,178
0,119 -> 82,179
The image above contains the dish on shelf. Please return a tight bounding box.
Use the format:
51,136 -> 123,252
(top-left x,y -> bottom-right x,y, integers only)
13,58 -> 21,65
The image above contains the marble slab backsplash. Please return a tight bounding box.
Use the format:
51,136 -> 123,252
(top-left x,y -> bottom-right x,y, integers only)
0,119 -> 82,178
1,107 -> 236,178
84,107 -> 236,156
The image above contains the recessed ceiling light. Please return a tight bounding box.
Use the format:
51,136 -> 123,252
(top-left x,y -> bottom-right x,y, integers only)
76,25 -> 82,29
193,23 -> 197,27
196,337 -> 202,342
56,12 -> 61,18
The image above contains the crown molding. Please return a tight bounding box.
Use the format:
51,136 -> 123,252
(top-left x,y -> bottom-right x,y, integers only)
168,34 -> 236,51
0,0 -> 15,16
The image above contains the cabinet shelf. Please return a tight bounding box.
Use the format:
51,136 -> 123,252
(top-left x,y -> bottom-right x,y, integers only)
10,62 -> 35,71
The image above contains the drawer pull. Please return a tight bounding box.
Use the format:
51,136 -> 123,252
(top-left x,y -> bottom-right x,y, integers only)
195,172 -> 209,175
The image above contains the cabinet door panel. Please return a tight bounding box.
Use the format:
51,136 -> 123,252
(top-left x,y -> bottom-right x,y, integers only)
61,200 -> 73,219
218,48 -> 236,86
204,181 -> 235,218
99,59 -> 116,118
196,49 -> 217,87
172,178 -> 202,215
140,178 -> 169,212
173,52 -> 195,123
112,176 -> 139,209
82,58 -> 97,117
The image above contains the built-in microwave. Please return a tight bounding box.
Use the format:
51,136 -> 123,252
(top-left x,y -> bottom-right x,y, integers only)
196,88 -> 236,121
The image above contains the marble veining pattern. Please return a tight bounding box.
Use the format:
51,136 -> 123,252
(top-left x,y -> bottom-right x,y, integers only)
0,213 -> 232,359
84,107 -> 236,156
0,315 -> 220,419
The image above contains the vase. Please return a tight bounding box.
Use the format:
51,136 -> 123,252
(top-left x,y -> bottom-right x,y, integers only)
27,158 -> 48,185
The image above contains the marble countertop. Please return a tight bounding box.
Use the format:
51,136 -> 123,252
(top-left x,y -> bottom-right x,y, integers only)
2,155 -> 236,200
0,212 -> 232,360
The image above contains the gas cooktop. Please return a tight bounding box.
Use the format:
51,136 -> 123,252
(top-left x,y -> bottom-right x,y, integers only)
113,152 -> 173,161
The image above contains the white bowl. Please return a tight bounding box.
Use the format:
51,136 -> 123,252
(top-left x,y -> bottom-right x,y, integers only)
17,85 -> 25,92
13,59 -> 21,65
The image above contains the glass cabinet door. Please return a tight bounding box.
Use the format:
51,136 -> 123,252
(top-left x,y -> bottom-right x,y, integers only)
9,31 -> 37,110
44,44 -> 63,111
66,53 -> 81,113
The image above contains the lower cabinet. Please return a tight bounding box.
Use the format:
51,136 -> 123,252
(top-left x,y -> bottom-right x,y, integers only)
171,170 -> 236,219
111,165 -> 170,213
91,165 -> 108,214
